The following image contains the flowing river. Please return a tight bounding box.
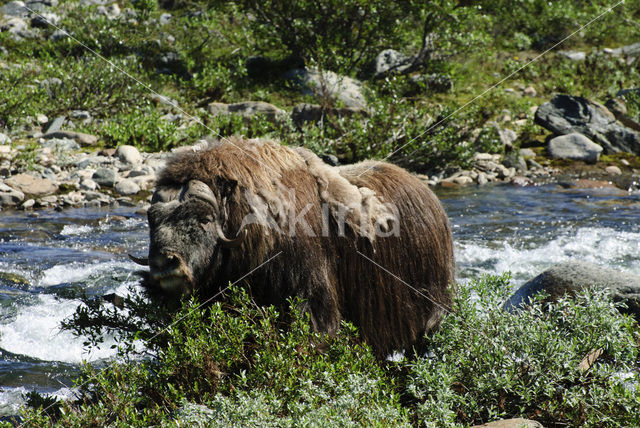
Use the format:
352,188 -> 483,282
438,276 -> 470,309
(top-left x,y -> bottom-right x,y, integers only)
0,183 -> 638,415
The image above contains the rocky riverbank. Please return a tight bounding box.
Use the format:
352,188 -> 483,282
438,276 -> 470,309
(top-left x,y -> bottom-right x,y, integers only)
0,130 -> 638,213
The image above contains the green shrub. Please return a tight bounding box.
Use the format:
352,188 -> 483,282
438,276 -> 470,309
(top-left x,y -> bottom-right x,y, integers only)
407,274 -> 640,427
22,275 -> 639,427
24,286 -> 407,426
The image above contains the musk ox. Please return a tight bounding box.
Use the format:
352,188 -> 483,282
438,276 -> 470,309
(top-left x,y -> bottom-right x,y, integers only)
134,137 -> 454,358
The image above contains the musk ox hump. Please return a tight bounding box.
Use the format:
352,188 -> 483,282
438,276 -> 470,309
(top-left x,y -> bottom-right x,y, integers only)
293,147 -> 396,241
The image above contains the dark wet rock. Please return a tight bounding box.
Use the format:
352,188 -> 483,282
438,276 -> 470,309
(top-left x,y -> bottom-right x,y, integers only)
92,168 -> 118,187
558,179 -> 618,190
535,94 -> 640,154
504,261 -> 640,319
321,154 -> 339,166
246,55 -> 305,81
547,133 -> 602,163
30,12 -> 59,28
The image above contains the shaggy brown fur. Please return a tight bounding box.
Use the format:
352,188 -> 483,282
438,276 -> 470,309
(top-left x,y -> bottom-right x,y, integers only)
151,137 -> 454,358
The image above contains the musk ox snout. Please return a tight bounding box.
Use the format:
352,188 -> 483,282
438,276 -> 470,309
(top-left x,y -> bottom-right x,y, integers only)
148,251 -> 194,294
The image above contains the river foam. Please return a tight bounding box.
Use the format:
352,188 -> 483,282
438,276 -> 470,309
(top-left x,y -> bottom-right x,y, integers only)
0,294 -> 118,364
456,226 -> 640,285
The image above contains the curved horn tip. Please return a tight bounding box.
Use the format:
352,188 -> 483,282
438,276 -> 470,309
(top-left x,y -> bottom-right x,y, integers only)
216,223 -> 245,248
128,254 -> 149,266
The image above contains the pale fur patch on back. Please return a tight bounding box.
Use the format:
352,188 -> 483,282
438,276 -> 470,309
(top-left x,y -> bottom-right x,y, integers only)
293,147 -> 396,241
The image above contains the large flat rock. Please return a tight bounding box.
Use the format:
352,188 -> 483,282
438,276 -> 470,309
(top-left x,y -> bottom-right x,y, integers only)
504,261 -> 640,318
535,94 -> 640,154
4,173 -> 57,196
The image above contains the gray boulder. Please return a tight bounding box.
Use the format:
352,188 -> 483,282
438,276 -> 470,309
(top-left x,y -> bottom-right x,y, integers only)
1,17 -> 34,39
92,168 -> 118,187
115,178 -> 140,196
291,103 -> 366,126
373,49 -> 412,77
43,115 -> 65,134
504,261 -> 640,318
535,94 -> 640,154
0,1 -> 29,17
605,96 -> 640,133
285,68 -> 366,108
207,101 -> 285,122
116,145 -> 142,165
557,50 -> 586,61
0,182 -> 25,206
547,133 -> 603,163
604,42 -> 640,57
498,128 -> 517,150
43,130 -> 98,146
5,173 -> 57,196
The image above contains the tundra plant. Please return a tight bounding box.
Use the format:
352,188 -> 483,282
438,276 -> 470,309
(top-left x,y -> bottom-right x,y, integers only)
20,275 -> 640,426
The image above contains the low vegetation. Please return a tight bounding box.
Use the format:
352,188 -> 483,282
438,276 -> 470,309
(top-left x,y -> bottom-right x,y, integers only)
1,0 -> 639,174
17,275 -> 640,426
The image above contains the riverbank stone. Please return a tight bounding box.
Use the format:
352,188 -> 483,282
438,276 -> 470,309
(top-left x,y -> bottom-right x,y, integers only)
0,182 -> 25,206
535,94 -> 640,155
116,145 -> 143,165
5,173 -> 57,196
43,130 -> 98,147
504,261 -> 640,319
115,178 -> 140,196
547,133 -> 602,163
92,168 -> 118,187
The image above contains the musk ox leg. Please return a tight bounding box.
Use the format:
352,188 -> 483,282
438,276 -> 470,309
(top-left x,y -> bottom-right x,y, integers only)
296,269 -> 341,337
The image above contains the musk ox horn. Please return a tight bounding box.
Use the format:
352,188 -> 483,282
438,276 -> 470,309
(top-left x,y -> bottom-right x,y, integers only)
128,254 -> 149,266
215,223 -> 245,248
181,180 -> 218,207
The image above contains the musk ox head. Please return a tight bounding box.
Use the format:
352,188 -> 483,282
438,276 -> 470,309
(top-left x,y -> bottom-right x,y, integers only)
133,178 -> 244,296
